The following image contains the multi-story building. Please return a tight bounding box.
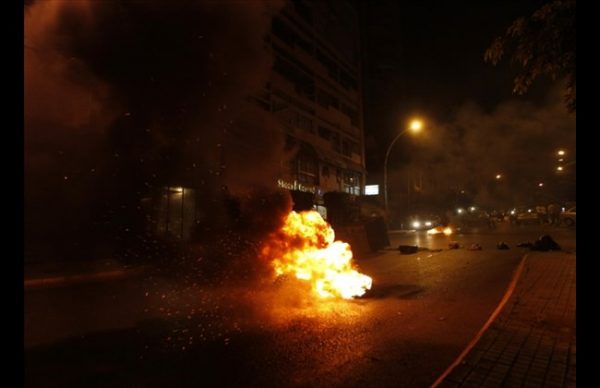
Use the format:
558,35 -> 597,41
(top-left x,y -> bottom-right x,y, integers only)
145,0 -> 366,241
254,0 -> 366,209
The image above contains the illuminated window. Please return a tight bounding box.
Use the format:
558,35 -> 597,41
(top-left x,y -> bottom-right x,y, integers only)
154,187 -> 196,240
342,171 -> 361,195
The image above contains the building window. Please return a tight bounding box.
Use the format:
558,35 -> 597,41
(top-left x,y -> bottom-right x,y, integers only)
318,125 -> 331,140
273,56 -> 315,101
317,88 -> 340,110
342,139 -> 352,157
272,17 -> 293,47
316,49 -> 338,80
340,139 -> 360,158
290,111 -> 314,133
339,70 -> 358,91
331,131 -> 341,153
297,156 -> 317,185
272,16 -> 313,54
292,0 -> 313,25
341,103 -> 359,127
154,187 -> 196,240
351,141 -> 361,156
342,171 -> 361,195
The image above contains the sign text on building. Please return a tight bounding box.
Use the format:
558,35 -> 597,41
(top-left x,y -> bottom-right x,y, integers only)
277,179 -> 316,194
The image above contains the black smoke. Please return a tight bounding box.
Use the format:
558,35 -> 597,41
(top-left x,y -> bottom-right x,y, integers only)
25,0 -> 288,263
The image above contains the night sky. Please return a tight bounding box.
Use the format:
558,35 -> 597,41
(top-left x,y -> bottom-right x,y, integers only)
363,0 -> 555,169
361,0 -> 575,211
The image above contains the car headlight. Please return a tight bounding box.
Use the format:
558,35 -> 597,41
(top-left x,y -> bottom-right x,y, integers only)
425,221 -> 432,226
412,221 -> 421,228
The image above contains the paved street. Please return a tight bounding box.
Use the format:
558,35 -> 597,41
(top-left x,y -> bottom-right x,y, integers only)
25,224 -> 575,387
388,223 -> 576,253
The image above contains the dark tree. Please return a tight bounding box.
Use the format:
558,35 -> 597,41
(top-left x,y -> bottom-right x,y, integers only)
485,0 -> 576,112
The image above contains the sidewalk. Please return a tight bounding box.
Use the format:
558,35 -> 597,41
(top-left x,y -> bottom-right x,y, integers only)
25,259 -> 152,348
434,251 -> 576,388
24,259 -> 148,290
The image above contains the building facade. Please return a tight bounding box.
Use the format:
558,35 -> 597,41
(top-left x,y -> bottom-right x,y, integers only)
145,0 -> 366,241
254,0 -> 366,205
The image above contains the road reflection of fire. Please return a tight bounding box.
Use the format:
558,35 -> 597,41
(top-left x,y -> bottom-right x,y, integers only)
261,211 -> 372,300
427,226 -> 453,236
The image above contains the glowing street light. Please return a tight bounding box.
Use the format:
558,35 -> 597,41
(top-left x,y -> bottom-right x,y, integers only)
556,166 -> 564,172
409,119 -> 423,132
538,182 -> 544,187
557,150 -> 566,156
495,174 -> 502,180
383,118 -> 424,218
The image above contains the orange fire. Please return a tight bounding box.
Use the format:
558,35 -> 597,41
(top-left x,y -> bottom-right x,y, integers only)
427,226 -> 453,236
261,211 -> 372,299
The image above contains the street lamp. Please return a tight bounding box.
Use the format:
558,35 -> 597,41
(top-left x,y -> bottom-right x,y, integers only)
383,119 -> 423,219
495,173 -> 502,180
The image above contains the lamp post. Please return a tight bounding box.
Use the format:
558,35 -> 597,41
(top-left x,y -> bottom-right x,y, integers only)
383,119 -> 423,220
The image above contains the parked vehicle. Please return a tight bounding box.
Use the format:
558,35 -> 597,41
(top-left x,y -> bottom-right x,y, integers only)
511,207 -> 540,225
458,209 -> 491,228
560,207 -> 576,226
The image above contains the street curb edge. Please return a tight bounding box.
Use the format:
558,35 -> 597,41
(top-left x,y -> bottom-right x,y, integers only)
430,253 -> 529,388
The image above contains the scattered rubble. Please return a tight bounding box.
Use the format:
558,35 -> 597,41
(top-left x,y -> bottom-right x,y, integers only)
497,242 -> 510,250
398,245 -> 419,254
530,235 -> 561,251
448,242 -> 460,249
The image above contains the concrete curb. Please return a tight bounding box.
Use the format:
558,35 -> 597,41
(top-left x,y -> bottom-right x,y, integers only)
430,254 -> 529,388
24,266 -> 147,291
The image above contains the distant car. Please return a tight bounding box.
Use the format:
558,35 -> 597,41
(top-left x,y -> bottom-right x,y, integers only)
560,207 -> 576,226
459,209 -> 491,227
515,208 -> 540,225
405,214 -> 442,230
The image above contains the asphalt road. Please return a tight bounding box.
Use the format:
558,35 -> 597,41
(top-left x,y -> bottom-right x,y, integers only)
25,223 -> 575,387
388,222 -> 576,252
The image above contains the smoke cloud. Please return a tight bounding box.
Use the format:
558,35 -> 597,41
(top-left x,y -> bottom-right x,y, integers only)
388,84 -> 576,213
25,0 -> 288,261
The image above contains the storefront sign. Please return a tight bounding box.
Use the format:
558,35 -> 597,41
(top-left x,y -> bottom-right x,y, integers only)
365,185 -> 379,195
277,179 -> 316,194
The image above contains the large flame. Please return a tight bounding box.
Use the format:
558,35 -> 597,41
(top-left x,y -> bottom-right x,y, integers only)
427,226 -> 453,236
261,210 -> 372,299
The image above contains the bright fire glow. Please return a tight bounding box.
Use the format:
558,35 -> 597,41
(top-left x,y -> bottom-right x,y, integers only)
427,226 -> 453,236
261,211 -> 372,300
